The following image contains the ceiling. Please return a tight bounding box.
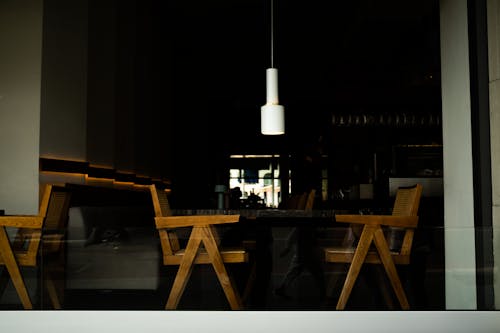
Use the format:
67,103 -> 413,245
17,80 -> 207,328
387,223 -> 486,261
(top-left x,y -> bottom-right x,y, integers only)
149,0 -> 441,151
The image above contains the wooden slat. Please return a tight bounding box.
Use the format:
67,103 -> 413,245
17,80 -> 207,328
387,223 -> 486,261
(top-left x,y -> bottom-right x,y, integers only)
0,216 -> 44,229
38,184 -> 53,217
165,227 -> 203,310
44,190 -> 71,230
164,249 -> 248,265
4,253 -> 38,266
373,227 -> 410,309
158,229 -> 174,256
305,189 -> 316,210
0,227 -> 32,309
149,185 -> 169,217
132,184 -> 151,192
336,225 -> 376,310
296,192 -> 308,209
324,248 -> 410,265
155,215 -> 240,228
24,230 -> 41,265
202,226 -> 244,310
399,229 -> 415,256
157,188 -> 171,217
113,181 -> 135,190
210,225 -> 221,245
44,272 -> 62,310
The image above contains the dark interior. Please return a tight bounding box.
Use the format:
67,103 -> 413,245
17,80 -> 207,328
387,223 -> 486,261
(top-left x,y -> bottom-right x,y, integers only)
1,0 -> 447,311
81,0 -> 443,208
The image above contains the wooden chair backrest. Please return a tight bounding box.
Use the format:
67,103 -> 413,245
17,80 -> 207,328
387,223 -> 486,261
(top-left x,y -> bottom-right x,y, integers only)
304,189 -> 316,211
11,184 -> 72,264
392,184 -> 422,217
150,184 -> 171,217
287,189 -> 315,210
389,184 -> 423,256
286,193 -> 301,209
149,185 -> 179,255
41,185 -> 72,254
43,187 -> 72,231
39,184 -> 54,218
22,184 -> 54,261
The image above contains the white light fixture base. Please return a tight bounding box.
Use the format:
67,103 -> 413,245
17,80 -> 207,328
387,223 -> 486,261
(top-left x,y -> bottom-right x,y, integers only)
261,104 -> 284,135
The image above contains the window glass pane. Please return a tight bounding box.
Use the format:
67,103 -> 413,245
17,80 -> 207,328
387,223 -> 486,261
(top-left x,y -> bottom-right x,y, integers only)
228,155 -> 282,208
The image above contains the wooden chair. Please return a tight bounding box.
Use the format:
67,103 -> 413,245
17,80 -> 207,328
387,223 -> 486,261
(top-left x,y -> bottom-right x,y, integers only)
149,185 -> 248,310
303,189 -> 316,210
0,184 -> 71,309
279,189 -> 315,210
324,184 -> 422,310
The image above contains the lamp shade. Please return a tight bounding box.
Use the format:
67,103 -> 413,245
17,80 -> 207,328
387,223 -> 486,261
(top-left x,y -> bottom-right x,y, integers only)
261,104 -> 284,135
261,68 -> 285,135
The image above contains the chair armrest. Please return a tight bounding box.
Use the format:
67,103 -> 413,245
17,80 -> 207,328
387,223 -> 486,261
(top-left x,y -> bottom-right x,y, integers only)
0,216 -> 44,229
155,215 -> 240,229
335,214 -> 418,228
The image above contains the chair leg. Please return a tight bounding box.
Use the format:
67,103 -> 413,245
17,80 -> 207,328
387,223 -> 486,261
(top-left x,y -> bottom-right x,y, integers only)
44,271 -> 62,310
0,227 -> 32,309
373,227 -> 409,310
242,260 -> 256,303
372,265 -> 396,309
325,264 -> 346,301
202,226 -> 243,310
336,225 -> 375,310
165,227 -> 202,310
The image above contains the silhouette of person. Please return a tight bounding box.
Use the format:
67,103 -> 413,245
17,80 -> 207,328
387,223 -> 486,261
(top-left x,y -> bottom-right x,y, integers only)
292,136 -> 324,196
229,186 -> 242,209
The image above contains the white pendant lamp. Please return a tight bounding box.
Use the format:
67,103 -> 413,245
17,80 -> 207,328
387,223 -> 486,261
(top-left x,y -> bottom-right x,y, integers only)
261,0 -> 285,135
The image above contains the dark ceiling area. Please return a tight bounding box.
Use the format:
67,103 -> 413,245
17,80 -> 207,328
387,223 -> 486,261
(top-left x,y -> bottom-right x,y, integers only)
82,0 -> 443,207
105,0 -> 441,154
144,0 -> 441,152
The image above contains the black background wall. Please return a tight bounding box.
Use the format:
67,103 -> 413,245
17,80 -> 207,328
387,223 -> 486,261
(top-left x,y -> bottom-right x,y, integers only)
41,0 -> 442,208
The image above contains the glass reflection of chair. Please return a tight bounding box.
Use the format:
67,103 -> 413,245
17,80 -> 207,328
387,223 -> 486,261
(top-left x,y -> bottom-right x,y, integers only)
149,185 -> 249,310
0,184 -> 71,309
324,184 -> 422,310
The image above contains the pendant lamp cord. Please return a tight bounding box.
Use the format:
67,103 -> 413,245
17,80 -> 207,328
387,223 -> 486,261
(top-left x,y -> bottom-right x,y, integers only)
270,0 -> 274,68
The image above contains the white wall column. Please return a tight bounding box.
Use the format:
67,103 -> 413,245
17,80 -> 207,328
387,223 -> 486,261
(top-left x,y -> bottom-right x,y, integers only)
440,0 -> 477,309
487,0 -> 500,309
40,0 -> 88,161
0,0 -> 44,214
